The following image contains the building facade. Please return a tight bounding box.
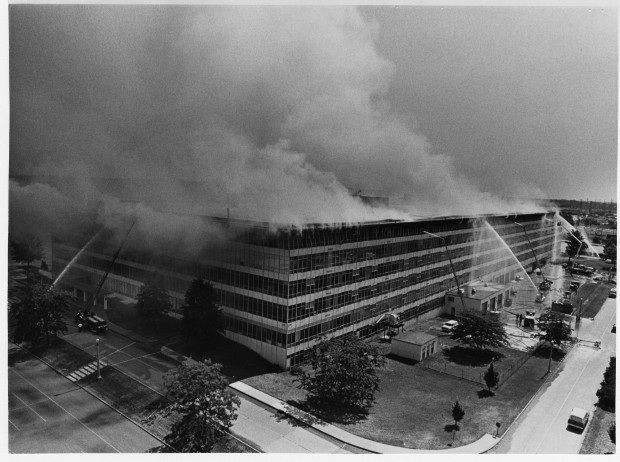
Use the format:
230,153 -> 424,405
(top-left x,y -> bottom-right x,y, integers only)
445,281 -> 511,317
52,211 -> 555,369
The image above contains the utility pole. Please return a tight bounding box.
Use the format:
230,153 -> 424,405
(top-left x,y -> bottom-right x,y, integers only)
96,338 -> 102,380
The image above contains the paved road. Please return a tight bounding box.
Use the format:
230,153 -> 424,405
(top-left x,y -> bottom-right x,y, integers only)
61,325 -> 357,453
8,345 -> 162,453
491,296 -> 616,453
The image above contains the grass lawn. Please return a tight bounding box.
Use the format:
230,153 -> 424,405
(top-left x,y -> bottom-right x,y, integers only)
580,407 -> 615,454
578,282 -> 614,319
244,343 -> 567,450
415,336 -> 529,387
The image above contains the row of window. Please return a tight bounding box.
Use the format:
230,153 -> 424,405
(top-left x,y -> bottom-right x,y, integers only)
235,214 -> 552,250
287,296 -> 446,366
224,316 -> 287,347
219,290 -> 287,323
54,231 -> 554,307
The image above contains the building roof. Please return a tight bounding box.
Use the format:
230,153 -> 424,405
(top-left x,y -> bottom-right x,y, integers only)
446,281 -> 508,300
393,331 -> 437,345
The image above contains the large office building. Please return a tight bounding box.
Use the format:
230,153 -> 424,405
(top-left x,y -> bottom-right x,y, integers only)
52,211 -> 555,368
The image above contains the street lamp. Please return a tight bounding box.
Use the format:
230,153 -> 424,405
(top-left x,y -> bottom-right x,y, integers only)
96,338 -> 102,380
423,231 -> 467,312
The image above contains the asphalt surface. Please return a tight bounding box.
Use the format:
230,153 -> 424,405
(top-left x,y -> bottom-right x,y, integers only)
8,345 -> 162,453
59,321 -> 358,453
489,296 -> 616,453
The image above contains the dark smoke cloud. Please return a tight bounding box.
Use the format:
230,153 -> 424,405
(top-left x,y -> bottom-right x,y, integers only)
9,180 -> 90,240
10,5 -> 544,239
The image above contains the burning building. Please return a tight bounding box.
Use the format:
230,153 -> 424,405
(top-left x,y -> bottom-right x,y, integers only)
52,211 -> 555,368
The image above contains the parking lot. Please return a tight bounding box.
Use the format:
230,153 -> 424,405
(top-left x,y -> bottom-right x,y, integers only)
61,328 -> 177,394
8,344 -> 162,453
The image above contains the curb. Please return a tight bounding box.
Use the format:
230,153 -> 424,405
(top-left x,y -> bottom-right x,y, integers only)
230,381 -> 500,454
10,341 -> 174,452
487,342 -> 576,452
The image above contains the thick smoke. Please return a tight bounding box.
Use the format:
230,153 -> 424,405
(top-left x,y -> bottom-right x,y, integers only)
10,5 -> 545,244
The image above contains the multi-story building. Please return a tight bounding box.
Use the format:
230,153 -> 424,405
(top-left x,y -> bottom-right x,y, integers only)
52,211 -> 556,369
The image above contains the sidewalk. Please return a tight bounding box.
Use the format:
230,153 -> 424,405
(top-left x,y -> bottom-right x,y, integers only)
101,313 -> 499,453
230,381 -> 500,454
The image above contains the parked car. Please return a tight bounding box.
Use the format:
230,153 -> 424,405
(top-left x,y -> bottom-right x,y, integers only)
567,408 -> 590,431
609,288 -> 617,298
612,324 -> 616,333
441,320 -> 459,332
75,310 -> 108,334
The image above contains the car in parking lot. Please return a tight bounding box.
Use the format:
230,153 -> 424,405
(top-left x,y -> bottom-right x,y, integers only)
567,407 -> 590,431
75,310 -> 108,334
609,288 -> 616,298
441,320 -> 459,332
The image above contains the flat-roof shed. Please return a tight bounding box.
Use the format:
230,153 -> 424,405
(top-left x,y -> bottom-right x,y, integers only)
391,331 -> 438,362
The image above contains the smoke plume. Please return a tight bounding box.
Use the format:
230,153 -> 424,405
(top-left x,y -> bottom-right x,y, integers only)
10,5 -> 545,246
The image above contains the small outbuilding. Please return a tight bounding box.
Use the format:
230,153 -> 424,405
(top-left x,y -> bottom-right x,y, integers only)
391,331 -> 438,362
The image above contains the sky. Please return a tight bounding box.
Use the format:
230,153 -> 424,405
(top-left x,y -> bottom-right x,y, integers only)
7,3 -> 618,237
363,5 -> 617,203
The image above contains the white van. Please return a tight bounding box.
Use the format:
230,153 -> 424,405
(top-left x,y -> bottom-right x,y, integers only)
567,408 -> 590,431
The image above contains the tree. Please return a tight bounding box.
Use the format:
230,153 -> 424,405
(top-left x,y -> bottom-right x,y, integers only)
565,229 -> 587,265
604,239 -> 617,261
10,282 -> 70,345
182,279 -> 224,350
9,233 -> 44,287
136,275 -> 172,325
538,311 -> 573,347
450,400 -> 465,445
538,311 -> 572,372
596,357 -> 615,412
559,211 -> 575,227
451,400 -> 465,427
295,334 -> 386,409
484,362 -> 499,392
451,312 -> 510,350
163,359 -> 240,452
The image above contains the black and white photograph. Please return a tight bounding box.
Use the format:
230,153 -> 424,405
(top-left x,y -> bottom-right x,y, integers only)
6,0 -> 617,456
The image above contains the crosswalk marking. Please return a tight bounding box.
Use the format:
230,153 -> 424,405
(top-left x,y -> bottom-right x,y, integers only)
67,361 -> 107,382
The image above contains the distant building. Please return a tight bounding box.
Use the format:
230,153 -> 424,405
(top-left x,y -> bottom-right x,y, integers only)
53,211 -> 554,368
359,195 -> 389,208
